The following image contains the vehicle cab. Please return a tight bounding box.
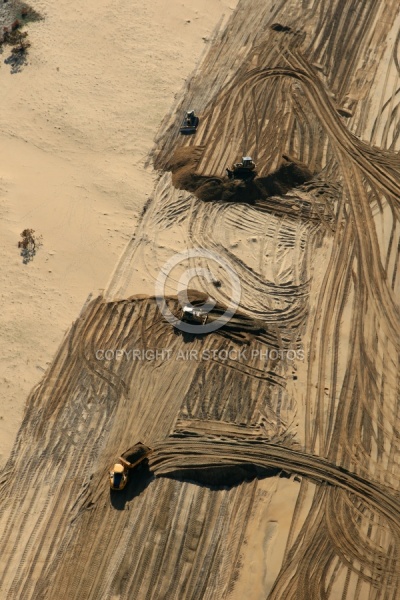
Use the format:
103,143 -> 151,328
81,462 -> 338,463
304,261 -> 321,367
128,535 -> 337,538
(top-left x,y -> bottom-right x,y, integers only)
180,110 -> 199,134
109,463 -> 128,491
227,156 -> 257,180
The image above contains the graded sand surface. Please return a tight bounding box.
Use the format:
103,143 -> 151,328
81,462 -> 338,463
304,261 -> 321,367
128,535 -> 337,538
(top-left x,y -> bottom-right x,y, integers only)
0,0 -> 236,465
1,1 -> 400,599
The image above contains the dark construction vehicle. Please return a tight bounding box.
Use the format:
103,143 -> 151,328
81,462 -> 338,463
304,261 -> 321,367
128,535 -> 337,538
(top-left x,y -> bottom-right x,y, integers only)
180,110 -> 200,134
226,156 -> 257,181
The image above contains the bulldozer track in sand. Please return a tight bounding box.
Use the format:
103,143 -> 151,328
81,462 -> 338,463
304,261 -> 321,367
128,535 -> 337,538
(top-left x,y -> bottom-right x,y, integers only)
1,0 -> 400,598
149,436 -> 400,534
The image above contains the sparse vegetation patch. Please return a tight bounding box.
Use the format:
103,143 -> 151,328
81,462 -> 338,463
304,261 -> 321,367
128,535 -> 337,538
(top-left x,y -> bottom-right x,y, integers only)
0,1 -> 42,72
18,228 -> 43,263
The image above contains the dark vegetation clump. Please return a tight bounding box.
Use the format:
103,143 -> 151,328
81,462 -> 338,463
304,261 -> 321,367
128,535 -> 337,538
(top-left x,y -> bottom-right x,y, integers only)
168,146 -> 313,206
18,3 -> 42,23
0,1 -> 42,72
18,228 -> 43,264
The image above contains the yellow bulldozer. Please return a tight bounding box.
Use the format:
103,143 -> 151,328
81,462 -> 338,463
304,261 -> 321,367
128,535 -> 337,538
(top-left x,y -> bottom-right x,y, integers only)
109,442 -> 153,490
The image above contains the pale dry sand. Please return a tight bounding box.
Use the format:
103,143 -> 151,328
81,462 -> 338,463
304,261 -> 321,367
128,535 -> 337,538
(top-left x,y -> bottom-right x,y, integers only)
0,0 -> 236,465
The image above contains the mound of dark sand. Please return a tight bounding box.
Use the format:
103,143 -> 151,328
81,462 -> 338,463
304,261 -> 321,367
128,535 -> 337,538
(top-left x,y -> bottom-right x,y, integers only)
168,146 -> 313,204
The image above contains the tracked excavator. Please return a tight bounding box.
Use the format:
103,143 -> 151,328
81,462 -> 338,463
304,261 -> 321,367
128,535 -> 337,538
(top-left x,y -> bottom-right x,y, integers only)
109,442 -> 153,490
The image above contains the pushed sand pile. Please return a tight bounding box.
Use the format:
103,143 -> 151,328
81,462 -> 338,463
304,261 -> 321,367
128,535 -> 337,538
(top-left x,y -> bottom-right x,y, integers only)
168,145 -> 313,204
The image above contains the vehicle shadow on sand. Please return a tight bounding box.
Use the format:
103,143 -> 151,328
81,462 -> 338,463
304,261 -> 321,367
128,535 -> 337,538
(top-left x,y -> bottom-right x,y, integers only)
110,462 -> 154,510
110,462 -> 288,510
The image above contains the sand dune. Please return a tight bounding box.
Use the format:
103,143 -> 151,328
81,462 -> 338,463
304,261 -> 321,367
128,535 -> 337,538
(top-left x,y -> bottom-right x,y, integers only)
0,0 -> 235,464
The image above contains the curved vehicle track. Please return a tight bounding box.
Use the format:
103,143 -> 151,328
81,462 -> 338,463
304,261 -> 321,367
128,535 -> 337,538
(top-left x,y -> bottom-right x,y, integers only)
1,1 -> 400,598
150,436 -> 400,533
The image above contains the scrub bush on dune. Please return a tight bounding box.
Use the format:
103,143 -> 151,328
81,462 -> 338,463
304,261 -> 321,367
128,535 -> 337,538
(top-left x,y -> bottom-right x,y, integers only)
18,229 -> 43,264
